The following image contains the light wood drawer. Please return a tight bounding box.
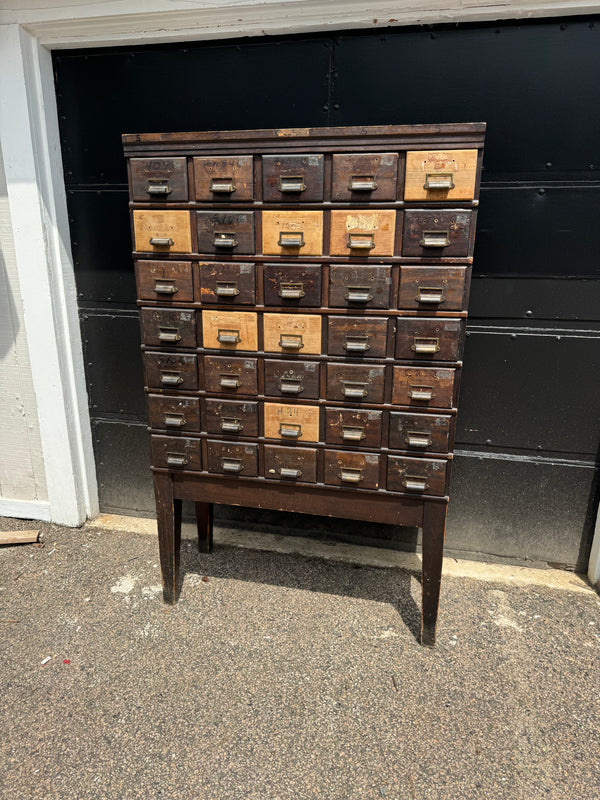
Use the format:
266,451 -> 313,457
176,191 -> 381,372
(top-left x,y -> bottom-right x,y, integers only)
201,310 -> 258,351
133,210 -> 192,253
263,313 -> 322,355
329,210 -> 396,256
262,211 -> 323,256
404,149 -> 478,201
263,403 -> 320,443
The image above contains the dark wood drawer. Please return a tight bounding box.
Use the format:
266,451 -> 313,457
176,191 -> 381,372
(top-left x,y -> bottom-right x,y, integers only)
196,211 -> 255,255
324,450 -> 380,490
206,441 -> 258,476
326,364 -> 385,403
262,211 -> 323,256
263,263 -> 322,307
151,435 -> 201,471
200,310 -> 258,351
264,445 -> 317,483
327,316 -> 388,358
143,352 -> 199,391
330,210 -> 396,257
329,266 -> 391,309
204,399 -> 259,436
262,154 -> 324,202
135,260 -> 194,303
133,210 -> 192,254
196,262 -> 255,304
395,318 -> 463,362
388,411 -> 452,453
399,266 -> 467,311
140,308 -> 196,348
193,156 -> 253,201
387,455 -> 448,497
325,407 -> 382,449
203,356 -> 258,395
130,157 -> 188,202
331,152 -> 398,201
392,366 -> 456,409
404,149 -> 478,202
401,210 -> 473,257
147,395 -> 201,431
264,359 -> 320,399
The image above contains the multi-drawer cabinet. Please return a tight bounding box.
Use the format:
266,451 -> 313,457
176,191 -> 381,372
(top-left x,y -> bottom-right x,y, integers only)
123,123 -> 485,646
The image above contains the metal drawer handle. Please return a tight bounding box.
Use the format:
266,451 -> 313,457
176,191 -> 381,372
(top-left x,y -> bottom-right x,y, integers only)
420,230 -> 450,248
165,452 -> 188,468
407,384 -> 434,401
214,232 -> 238,248
405,430 -> 432,448
339,468 -> 363,484
219,374 -> 241,389
278,231 -> 305,248
279,467 -> 302,479
154,280 -> 178,295
423,172 -> 455,191
345,286 -> 373,303
278,282 -> 305,300
217,329 -> 241,344
416,287 -> 445,304
347,233 -> 375,250
210,177 -> 236,193
158,327 -> 181,343
402,474 -> 429,492
279,334 -> 304,351
342,381 -> 368,399
221,458 -> 243,474
279,377 -> 303,395
411,337 -> 440,355
278,175 -> 306,193
344,335 -> 370,353
342,426 -> 365,442
160,371 -> 183,386
348,174 -> 378,192
163,414 -> 186,428
221,417 -> 243,433
149,237 -> 174,247
147,180 -> 171,196
216,281 -> 240,297
279,423 -> 302,439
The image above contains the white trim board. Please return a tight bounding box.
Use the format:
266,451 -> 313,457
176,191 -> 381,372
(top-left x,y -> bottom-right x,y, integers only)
0,499 -> 51,522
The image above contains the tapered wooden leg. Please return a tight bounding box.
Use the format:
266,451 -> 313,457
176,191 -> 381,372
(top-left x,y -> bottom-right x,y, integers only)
421,499 -> 448,647
154,471 -> 182,604
195,501 -> 214,553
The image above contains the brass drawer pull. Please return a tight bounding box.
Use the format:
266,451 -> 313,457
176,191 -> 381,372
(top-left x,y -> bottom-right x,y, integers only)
419,230 -> 450,248
347,233 -> 375,250
160,371 -> 183,386
402,474 -> 429,492
215,281 -> 240,297
344,335 -> 370,353
210,177 -> 236,193
278,231 -> 305,248
279,334 -> 304,351
423,172 -> 455,191
163,414 -> 186,428
278,175 -> 306,193
221,458 -> 243,474
158,327 -> 181,343
345,286 -> 373,303
279,377 -> 303,395
146,180 -> 171,195
279,423 -> 302,439
348,174 -> 378,192
339,468 -> 363,484
221,417 -> 243,433
154,280 -> 178,295
411,337 -> 440,354
214,232 -> 238,248
149,237 -> 174,247
408,384 -> 434,401
405,431 -> 432,448
217,328 -> 241,344
279,467 -> 302,479
219,374 -> 241,389
342,381 -> 368,399
416,287 -> 445,304
278,282 -> 305,300
165,453 -> 188,468
342,426 -> 365,442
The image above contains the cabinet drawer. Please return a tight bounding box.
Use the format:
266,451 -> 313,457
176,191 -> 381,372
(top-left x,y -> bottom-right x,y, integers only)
327,317 -> 388,358
399,267 -> 467,311
264,359 -> 320,399
387,455 -> 448,496
388,412 -> 452,453
264,446 -> 317,483
196,211 -> 255,255
401,210 -> 473,257
147,395 -> 201,431
263,313 -> 322,355
201,310 -> 258,351
404,150 -> 478,201
130,157 -> 188,202
329,210 -> 396,256
196,262 -> 255,304
262,211 -> 323,256
143,352 -> 199,391
193,156 -> 253,201
204,399 -> 259,436
151,435 -> 201,471
324,450 -> 380,490
329,266 -> 391,309
206,441 -> 258,477
263,403 -> 320,443
262,154 -> 324,202
141,308 -> 196,348
395,318 -> 463,362
325,407 -> 382,449
331,152 -> 398,202
135,261 -> 193,303
326,364 -> 385,403
203,356 -> 258,394
133,210 -> 192,253
263,264 -> 322,307
391,366 -> 456,409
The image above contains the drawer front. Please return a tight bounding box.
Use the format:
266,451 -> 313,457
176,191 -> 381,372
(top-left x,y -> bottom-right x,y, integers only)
331,152 -> 399,202
263,313 -> 322,355
133,210 -> 192,253
327,316 -> 388,358
196,211 -> 255,255
329,266 -> 391,309
392,366 -> 456,409
264,359 -> 320,399
264,445 -> 317,483
204,399 -> 259,436
135,260 -> 193,303
204,356 -> 258,394
388,411 -> 452,453
324,407 -> 382,449
401,210 -> 473,257
387,455 -> 448,496
326,364 -> 385,403
329,210 -> 396,257
324,450 -> 380,490
262,211 -> 323,256
151,435 -> 201,471
143,352 -> 199,391
399,266 -> 467,311
130,157 -> 188,202
263,264 -> 322,307
147,395 -> 201,431
404,149 -> 478,201
206,441 -> 258,477
395,318 -> 463,362
196,262 -> 256,304
141,308 -> 196,348
262,154 -> 324,202
263,403 -> 320,443
201,310 -> 258,351
193,156 -> 253,201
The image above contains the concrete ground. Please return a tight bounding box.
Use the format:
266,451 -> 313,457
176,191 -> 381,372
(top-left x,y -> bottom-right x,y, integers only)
1,516 -> 599,800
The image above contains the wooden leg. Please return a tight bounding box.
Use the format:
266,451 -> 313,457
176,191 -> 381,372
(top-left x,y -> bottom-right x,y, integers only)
420,499 -> 448,648
154,471 -> 182,604
195,501 -> 214,554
